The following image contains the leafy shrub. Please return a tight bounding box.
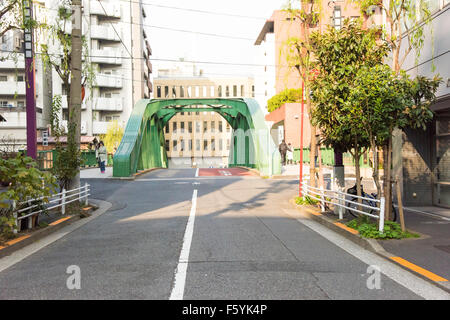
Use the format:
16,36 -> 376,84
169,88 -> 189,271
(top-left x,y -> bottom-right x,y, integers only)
347,217 -> 419,239
295,195 -> 319,205
0,154 -> 57,237
267,88 -> 303,112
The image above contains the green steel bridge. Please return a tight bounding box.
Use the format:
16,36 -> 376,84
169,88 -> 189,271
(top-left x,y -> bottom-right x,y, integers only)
112,98 -> 281,177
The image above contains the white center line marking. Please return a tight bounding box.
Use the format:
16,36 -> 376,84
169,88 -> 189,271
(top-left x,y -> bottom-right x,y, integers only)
169,189 -> 198,300
195,168 -> 199,177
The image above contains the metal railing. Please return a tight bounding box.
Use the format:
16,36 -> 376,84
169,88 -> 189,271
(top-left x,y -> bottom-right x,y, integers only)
12,183 -> 90,233
302,183 -> 385,232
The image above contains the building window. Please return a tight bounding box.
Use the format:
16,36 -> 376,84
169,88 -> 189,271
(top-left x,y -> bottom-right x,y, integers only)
180,139 -> 185,151
173,122 -> 177,133
233,85 -> 237,97
17,101 -> 24,107
211,121 -> 215,133
180,86 -> 184,98
195,86 -> 199,97
165,140 -> 170,151
333,6 -> 342,30
219,139 -> 223,151
211,138 -> 215,151
172,86 -> 177,98
203,121 -> 207,132
173,140 -> 177,151
196,139 -> 200,151
188,139 -> 192,151
180,122 -> 185,133
157,86 -> 161,98
218,85 -> 222,97
219,121 -> 223,133
0,101 -> 8,107
196,121 -> 200,133
251,85 -> 255,97
203,140 -> 208,151
187,86 -> 192,97
226,123 -> 231,132
227,139 -> 230,150
16,75 -> 24,82
210,86 -> 214,97
188,121 -> 192,133
240,85 -> 244,97
202,86 -> 207,97
226,86 -> 230,97
0,76 -> 7,81
165,124 -> 169,133
164,86 -> 169,98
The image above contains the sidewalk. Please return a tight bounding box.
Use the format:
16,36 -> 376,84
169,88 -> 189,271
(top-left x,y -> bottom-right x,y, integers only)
293,199 -> 450,291
80,166 -> 113,179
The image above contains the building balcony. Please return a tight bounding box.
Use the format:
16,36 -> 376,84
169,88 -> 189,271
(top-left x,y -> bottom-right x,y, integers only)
147,78 -> 153,93
0,81 -> 25,95
89,0 -> 121,18
92,97 -> 123,111
92,121 -> 110,134
0,56 -> 25,70
61,120 -> 87,134
145,40 -> 152,56
95,73 -> 123,88
146,59 -> 152,73
91,48 -> 122,65
61,95 -> 87,110
90,24 -> 121,42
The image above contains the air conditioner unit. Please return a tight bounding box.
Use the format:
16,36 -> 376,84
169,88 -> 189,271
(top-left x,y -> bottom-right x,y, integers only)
14,37 -> 22,50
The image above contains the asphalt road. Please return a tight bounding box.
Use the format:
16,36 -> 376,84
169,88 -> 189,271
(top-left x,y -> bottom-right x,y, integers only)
0,168 -> 447,299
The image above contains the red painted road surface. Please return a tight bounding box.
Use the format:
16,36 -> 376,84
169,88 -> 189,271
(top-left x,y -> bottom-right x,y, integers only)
198,168 -> 255,177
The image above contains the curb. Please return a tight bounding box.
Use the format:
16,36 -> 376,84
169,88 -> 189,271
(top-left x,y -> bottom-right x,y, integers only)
112,167 -> 163,180
0,205 -> 96,259
289,199 -> 450,294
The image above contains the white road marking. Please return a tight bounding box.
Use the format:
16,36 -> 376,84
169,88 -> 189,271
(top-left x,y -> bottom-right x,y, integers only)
219,170 -> 231,176
284,209 -> 450,300
169,189 -> 198,300
195,168 -> 199,177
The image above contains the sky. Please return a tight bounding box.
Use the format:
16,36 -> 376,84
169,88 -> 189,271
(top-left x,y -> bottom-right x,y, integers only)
142,0 -> 288,78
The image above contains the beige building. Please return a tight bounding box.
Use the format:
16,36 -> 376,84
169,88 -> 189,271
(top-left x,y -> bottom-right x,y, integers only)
153,69 -> 254,168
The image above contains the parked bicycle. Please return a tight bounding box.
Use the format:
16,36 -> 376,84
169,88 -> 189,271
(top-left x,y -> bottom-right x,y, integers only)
345,179 -> 397,221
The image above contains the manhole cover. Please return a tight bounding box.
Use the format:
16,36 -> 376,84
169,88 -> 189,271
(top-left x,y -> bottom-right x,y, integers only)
434,245 -> 450,254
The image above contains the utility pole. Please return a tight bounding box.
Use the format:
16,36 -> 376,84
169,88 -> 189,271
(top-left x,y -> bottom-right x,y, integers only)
23,0 -> 37,159
69,0 -> 82,189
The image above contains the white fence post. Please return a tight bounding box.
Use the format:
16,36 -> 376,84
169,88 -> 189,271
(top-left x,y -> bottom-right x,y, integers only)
62,188 -> 66,215
27,199 -> 33,229
338,190 -> 344,220
12,200 -> 18,234
84,183 -> 89,206
379,197 -> 385,233
320,186 -> 325,212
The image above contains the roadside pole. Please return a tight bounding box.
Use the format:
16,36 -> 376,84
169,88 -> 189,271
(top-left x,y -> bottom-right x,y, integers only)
23,0 -> 37,159
299,81 -> 305,197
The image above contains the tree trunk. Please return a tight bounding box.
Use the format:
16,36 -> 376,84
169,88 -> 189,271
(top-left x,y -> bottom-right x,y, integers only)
309,125 -> 317,188
371,141 -> 382,201
383,135 -> 393,220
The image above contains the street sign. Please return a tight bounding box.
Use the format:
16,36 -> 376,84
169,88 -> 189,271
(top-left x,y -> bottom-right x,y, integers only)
42,130 -> 49,146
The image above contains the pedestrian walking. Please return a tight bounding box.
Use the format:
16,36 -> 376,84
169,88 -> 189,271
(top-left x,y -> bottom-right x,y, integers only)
97,141 -> 107,174
287,143 -> 293,165
279,140 -> 289,166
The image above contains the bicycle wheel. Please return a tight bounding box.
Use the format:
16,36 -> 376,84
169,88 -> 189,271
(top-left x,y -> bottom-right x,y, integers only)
346,198 -> 374,219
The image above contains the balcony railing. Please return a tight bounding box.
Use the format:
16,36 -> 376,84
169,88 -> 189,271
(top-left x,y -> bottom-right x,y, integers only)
0,81 -> 26,95
92,97 -> 123,111
92,121 -> 109,134
0,56 -> 25,69
90,24 -> 121,42
90,0 -> 121,18
91,48 -> 122,65
61,95 -> 87,110
61,120 -> 87,134
94,73 -> 123,88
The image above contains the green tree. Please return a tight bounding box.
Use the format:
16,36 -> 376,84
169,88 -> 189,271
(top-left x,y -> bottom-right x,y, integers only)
310,19 -> 389,199
0,0 -> 22,38
100,121 -> 124,154
355,0 -> 436,219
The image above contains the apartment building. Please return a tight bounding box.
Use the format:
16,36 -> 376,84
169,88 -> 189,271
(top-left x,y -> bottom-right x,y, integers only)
393,0 -> 450,207
154,65 -> 254,168
0,0 -> 152,149
255,1 -> 364,148
52,0 -> 153,136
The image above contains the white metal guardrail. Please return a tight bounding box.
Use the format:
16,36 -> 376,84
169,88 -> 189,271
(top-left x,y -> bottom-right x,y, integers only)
12,183 -> 90,233
302,183 -> 385,232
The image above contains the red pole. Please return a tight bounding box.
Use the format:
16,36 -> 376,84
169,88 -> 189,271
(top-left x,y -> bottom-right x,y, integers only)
299,81 -> 305,197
